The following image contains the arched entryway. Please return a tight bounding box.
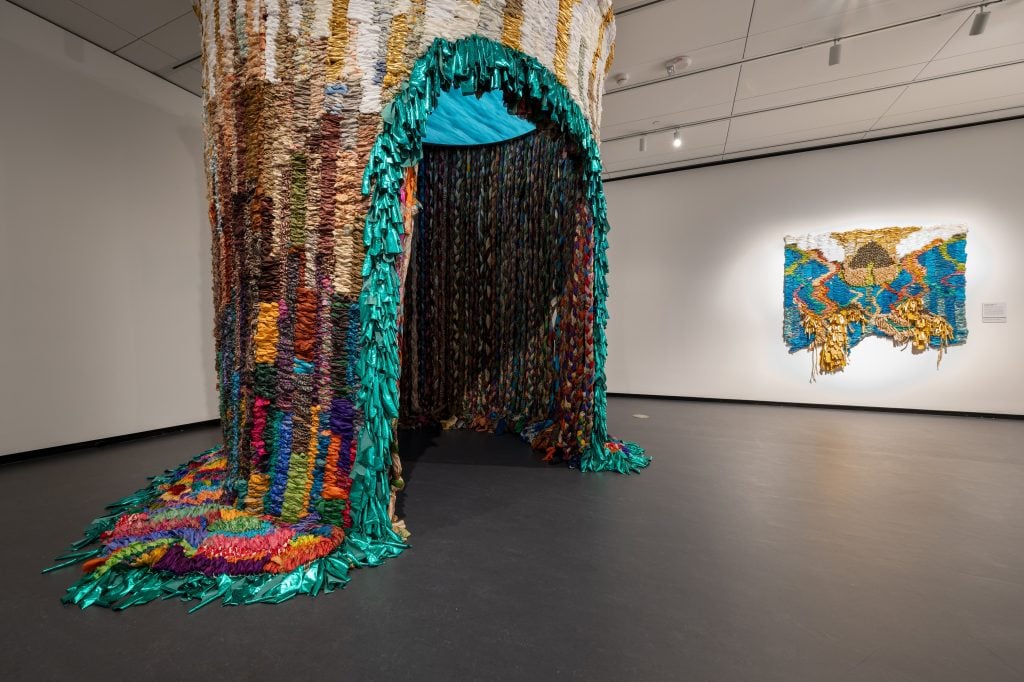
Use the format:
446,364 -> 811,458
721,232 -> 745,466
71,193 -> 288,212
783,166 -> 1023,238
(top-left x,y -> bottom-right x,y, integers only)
350,36 -> 650,545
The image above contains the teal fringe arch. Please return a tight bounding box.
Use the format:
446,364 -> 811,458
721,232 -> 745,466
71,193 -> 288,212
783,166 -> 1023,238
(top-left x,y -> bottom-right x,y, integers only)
350,38 -> 649,551
51,35 -> 647,611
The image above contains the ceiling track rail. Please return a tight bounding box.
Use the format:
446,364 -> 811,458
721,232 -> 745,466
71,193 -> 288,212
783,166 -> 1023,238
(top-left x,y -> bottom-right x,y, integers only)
601,56 -> 1024,144
604,0 -> 1004,96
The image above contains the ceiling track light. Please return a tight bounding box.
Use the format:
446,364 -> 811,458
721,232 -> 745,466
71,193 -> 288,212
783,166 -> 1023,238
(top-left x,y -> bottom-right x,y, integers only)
828,39 -> 842,66
672,129 -> 683,148
639,135 -> 647,152
970,5 -> 990,35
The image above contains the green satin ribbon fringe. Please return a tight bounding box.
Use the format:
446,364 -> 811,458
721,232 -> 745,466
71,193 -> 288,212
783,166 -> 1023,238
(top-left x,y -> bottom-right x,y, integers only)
48,35 -> 646,612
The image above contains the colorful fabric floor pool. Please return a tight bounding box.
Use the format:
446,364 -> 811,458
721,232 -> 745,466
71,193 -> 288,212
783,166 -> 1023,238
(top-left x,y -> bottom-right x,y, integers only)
49,447 -> 361,611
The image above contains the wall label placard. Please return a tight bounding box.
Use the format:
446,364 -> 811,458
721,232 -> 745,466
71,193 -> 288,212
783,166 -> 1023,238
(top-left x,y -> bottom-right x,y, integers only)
982,302 -> 1007,323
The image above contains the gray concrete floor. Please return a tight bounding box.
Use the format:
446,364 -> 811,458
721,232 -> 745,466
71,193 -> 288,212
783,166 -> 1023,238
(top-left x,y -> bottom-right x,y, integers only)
1,398 -> 1022,681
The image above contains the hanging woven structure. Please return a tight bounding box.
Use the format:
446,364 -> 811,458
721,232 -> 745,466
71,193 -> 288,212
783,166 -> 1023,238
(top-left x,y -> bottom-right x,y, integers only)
50,0 -> 647,610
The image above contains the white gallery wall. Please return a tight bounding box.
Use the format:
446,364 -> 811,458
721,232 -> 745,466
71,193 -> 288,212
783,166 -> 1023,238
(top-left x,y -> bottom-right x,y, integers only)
0,2 -> 216,455
605,117 -> 1024,415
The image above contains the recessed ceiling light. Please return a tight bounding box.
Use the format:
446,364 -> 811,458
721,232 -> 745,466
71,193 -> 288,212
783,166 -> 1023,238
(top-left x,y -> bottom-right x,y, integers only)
672,129 -> 683,148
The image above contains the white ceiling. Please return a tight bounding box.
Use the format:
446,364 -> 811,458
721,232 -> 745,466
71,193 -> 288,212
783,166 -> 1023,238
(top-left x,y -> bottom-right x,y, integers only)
604,0 -> 1024,177
10,0 -> 1024,177
10,0 -> 203,95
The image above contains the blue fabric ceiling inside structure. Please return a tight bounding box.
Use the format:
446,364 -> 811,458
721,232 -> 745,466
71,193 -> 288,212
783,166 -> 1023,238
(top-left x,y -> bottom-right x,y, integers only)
424,88 -> 535,146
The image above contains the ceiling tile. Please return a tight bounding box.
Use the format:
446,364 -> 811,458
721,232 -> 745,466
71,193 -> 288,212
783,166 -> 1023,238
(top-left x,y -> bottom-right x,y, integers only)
72,0 -> 194,37
865,105 -> 1024,138
726,88 -> 900,145
601,100 -> 734,141
9,0 -> 134,51
733,64 -> 922,114
611,0 -> 753,82
162,64 -> 203,95
601,120 -> 729,171
929,1 -> 1024,61
736,15 -> 963,104
726,120 -> 874,154
603,145 -> 725,174
603,150 -> 725,178
886,61 -> 1024,116
918,42 -> 1024,79
608,38 -> 747,90
917,1 -> 1024,78
745,0 -> 970,57
748,0 -> 893,36
602,65 -> 741,137
874,91 -> 1024,130
140,10 -> 201,61
721,132 -> 866,159
614,0 -> 657,12
115,39 -> 178,73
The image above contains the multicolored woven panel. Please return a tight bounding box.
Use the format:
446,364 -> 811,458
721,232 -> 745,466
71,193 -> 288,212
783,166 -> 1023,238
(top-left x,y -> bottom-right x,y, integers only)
783,225 -> 968,377
51,0 -> 647,610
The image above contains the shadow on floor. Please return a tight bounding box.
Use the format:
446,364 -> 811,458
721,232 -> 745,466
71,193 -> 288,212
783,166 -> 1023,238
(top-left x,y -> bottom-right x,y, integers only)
397,426 -> 552,480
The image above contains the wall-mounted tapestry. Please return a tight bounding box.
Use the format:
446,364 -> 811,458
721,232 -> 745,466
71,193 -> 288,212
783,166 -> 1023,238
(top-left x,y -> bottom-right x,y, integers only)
783,225 -> 967,377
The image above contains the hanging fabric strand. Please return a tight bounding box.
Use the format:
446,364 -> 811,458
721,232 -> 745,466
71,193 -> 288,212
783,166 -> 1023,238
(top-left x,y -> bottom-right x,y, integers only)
401,130 -> 597,463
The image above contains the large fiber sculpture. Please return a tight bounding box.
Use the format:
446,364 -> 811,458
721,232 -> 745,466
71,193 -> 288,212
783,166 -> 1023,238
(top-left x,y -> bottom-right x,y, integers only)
50,0 -> 647,610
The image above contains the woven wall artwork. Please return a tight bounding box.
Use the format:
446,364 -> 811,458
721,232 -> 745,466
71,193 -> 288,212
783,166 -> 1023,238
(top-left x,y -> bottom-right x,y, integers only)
784,225 -> 968,377
49,0 -> 648,610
